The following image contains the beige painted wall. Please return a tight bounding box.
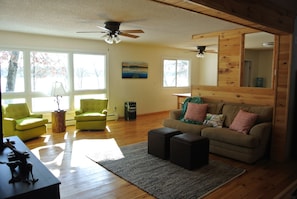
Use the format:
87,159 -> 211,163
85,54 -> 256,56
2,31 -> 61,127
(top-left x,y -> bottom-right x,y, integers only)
0,31 -> 199,117
195,53 -> 218,86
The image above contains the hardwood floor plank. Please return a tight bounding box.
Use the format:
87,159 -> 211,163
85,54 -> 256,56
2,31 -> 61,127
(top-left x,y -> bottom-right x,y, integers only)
23,111 -> 297,198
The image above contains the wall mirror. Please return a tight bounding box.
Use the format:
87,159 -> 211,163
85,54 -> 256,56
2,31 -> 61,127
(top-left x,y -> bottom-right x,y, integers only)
242,32 -> 274,88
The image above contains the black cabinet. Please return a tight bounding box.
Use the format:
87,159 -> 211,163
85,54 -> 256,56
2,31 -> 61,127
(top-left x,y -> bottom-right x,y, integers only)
125,102 -> 136,120
0,136 -> 61,199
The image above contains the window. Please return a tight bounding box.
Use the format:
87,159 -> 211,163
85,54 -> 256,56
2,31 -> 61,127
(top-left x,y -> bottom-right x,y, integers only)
1,49 -> 107,113
30,51 -> 68,93
29,51 -> 69,112
73,54 -> 106,90
163,59 -> 190,87
0,50 -> 24,93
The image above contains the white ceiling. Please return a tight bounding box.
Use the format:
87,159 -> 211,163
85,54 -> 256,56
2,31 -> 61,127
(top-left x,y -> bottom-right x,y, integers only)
0,0 -> 273,51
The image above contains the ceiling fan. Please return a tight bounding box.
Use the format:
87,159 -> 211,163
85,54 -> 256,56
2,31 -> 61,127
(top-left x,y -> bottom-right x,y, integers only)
77,21 -> 144,44
195,45 -> 217,58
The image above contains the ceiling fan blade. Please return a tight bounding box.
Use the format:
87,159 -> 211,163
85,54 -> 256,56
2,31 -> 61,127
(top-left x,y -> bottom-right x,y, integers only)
100,33 -> 109,38
76,31 -> 106,33
205,50 -> 217,54
78,21 -> 144,40
97,25 -> 111,32
119,32 -> 139,38
120,29 -> 144,33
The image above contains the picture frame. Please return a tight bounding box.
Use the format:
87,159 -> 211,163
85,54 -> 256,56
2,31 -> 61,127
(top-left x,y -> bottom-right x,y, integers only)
122,62 -> 148,79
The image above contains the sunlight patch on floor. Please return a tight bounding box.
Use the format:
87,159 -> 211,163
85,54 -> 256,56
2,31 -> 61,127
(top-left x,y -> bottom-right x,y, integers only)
64,132 -> 69,139
72,138 -> 124,163
31,143 -> 66,177
106,125 -> 111,133
41,134 -> 51,143
31,143 -> 65,162
30,138 -> 124,178
73,130 -> 78,137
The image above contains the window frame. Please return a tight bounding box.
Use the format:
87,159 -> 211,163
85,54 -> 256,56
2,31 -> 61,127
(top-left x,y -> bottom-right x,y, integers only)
162,58 -> 191,88
1,48 -> 108,113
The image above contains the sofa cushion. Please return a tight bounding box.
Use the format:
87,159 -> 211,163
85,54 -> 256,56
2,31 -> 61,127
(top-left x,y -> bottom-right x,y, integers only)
183,103 -> 208,124
180,97 -> 203,120
206,102 -> 224,114
163,118 -> 206,135
222,103 -> 272,127
222,104 -> 244,127
16,117 -> 48,130
246,106 -> 273,123
203,113 -> 225,128
229,110 -> 258,134
201,127 -> 260,148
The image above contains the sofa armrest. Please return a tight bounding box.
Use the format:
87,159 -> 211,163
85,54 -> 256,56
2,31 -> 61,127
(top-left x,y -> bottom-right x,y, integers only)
169,109 -> 182,120
249,122 -> 272,141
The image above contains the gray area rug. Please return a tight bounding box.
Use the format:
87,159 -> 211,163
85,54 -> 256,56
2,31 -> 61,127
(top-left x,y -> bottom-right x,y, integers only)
92,142 -> 246,199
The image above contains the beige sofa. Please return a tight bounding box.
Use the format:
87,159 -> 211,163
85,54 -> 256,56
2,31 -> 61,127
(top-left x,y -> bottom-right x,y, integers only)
163,102 -> 273,163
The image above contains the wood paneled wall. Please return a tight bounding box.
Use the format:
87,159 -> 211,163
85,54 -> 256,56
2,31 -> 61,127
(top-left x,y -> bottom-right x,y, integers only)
154,0 -> 294,162
192,31 -> 292,161
270,34 -> 292,161
192,86 -> 275,106
219,29 -> 255,87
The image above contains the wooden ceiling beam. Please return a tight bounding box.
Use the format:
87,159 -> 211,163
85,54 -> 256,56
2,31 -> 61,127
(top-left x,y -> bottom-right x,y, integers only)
152,0 -> 294,34
192,27 -> 258,40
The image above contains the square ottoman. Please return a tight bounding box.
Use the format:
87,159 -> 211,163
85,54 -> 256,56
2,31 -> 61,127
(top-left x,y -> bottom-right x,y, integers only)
170,133 -> 209,170
148,127 -> 182,159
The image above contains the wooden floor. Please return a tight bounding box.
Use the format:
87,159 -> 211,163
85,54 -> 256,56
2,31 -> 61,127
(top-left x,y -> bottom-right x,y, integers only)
24,111 -> 297,199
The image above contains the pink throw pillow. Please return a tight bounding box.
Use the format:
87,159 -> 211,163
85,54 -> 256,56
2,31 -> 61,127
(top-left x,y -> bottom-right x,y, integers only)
184,103 -> 208,123
229,110 -> 258,134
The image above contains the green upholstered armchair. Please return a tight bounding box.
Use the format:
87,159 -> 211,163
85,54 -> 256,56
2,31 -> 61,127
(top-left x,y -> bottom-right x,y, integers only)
2,103 -> 48,141
74,99 -> 108,130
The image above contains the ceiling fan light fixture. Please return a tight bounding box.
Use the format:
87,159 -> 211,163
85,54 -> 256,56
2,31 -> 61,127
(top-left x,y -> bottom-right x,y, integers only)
196,52 -> 204,58
104,34 -> 113,44
262,41 -> 274,47
114,35 -> 121,44
196,46 -> 206,58
104,33 -> 121,44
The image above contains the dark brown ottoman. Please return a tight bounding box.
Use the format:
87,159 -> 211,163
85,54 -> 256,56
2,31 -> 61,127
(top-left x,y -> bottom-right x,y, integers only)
148,127 -> 182,159
170,133 -> 209,170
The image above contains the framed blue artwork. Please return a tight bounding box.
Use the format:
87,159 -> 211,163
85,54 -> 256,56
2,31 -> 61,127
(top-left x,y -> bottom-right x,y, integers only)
122,62 -> 148,79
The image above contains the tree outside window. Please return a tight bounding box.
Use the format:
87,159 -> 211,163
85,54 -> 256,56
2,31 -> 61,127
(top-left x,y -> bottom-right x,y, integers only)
73,54 -> 106,90
30,51 -> 68,93
0,50 -> 24,92
163,59 -> 190,87
1,49 -> 107,112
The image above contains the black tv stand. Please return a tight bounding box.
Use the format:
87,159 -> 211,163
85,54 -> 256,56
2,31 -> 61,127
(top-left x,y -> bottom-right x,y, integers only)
0,136 -> 61,199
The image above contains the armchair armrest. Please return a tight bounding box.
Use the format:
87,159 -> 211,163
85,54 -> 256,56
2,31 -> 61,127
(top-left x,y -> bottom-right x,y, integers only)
102,109 -> 108,115
75,110 -> 83,115
29,113 -> 43,118
169,109 -> 182,120
3,118 -> 17,136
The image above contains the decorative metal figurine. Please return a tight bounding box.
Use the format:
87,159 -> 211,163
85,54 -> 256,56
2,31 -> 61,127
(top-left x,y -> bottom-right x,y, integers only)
0,139 -> 38,184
